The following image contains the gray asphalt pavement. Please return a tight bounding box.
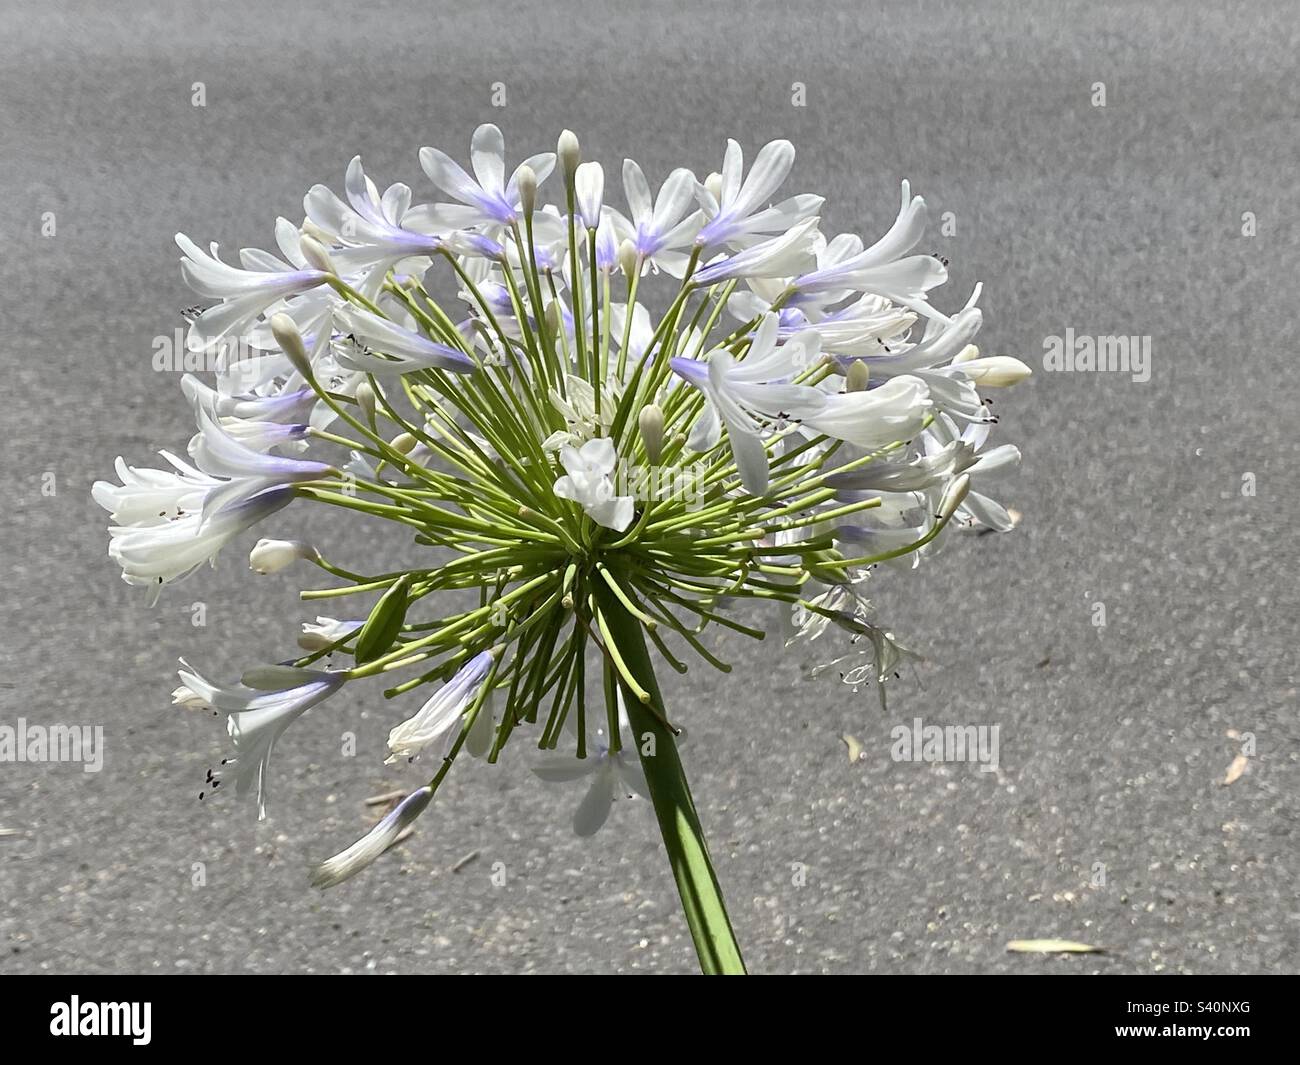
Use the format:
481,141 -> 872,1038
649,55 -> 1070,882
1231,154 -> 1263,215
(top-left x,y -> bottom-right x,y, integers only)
1,0 -> 1297,974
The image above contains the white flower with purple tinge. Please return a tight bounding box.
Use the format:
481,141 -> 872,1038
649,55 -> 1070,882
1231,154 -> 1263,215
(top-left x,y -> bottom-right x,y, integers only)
93,126 -> 1032,970
386,651 -> 495,764
182,660 -> 346,820
419,123 -> 555,231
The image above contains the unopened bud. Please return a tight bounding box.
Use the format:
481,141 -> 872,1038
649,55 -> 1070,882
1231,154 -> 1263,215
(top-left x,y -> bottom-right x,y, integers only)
301,220 -> 333,245
617,238 -> 639,279
544,300 -> 564,336
639,403 -> 665,464
574,161 -> 604,229
937,474 -> 971,524
390,432 -> 418,454
517,164 -> 537,216
558,129 -> 581,179
269,313 -> 313,380
953,343 -> 980,364
956,356 -> 1033,387
250,538 -> 319,575
704,171 -> 723,201
356,381 -> 378,426
299,233 -> 336,275
845,361 -> 870,392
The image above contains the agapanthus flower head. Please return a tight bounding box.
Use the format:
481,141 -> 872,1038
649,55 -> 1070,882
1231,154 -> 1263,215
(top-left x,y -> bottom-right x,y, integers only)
94,127 -> 1029,940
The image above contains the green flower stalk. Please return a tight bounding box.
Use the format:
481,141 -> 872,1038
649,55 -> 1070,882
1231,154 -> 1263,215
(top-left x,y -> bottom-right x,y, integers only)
94,124 -> 1031,974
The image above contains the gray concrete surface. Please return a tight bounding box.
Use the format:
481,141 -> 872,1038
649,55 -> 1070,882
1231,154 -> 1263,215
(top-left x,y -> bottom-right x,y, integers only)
1,0 -> 1297,974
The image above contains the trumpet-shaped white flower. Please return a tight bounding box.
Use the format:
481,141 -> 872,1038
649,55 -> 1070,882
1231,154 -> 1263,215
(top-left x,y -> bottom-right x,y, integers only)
693,217 -> 821,285
176,227 -> 330,350
801,375 -> 932,449
92,451 -> 221,527
386,651 -> 495,763
181,660 -> 346,820
672,314 -> 825,494
102,484 -> 293,602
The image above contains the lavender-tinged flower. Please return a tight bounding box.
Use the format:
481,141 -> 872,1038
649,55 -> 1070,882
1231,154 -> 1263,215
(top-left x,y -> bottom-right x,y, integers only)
793,181 -> 931,297
176,227 -> 330,350
181,660 -> 346,820
181,374 -> 318,425
190,408 -> 334,521
332,304 -> 476,375
605,159 -> 701,276
693,218 -> 820,285
419,123 -> 556,230
672,314 -> 826,493
103,485 -> 292,602
304,156 -> 469,293
694,138 -> 823,251
386,651 -> 495,763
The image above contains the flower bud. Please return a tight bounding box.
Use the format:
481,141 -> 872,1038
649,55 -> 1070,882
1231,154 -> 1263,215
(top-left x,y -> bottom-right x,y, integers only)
249,538 -> 319,575
517,164 -> 537,216
299,233 -> 336,275
617,238 -> 639,279
639,403 -> 665,464
300,219 -> 333,245
269,313 -> 314,381
575,161 -> 604,229
558,129 -> 581,179
956,356 -> 1033,387
356,380 -> 378,426
390,432 -> 418,454
312,785 -> 434,888
953,343 -> 980,364
845,361 -> 870,392
704,171 -> 723,201
544,300 -> 565,337
937,474 -> 971,524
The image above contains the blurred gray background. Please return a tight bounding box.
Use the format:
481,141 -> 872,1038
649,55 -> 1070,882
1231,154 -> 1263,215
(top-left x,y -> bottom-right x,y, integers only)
1,0 -> 1296,974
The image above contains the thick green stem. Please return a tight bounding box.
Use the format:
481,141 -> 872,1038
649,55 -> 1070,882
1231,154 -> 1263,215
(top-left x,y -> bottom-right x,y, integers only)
593,582 -> 747,975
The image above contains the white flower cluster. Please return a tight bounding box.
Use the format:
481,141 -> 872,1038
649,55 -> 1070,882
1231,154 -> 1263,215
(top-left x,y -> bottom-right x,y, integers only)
95,125 -> 1029,887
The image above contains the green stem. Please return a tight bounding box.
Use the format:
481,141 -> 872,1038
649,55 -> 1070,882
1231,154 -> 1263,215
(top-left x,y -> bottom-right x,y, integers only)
592,582 -> 747,975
